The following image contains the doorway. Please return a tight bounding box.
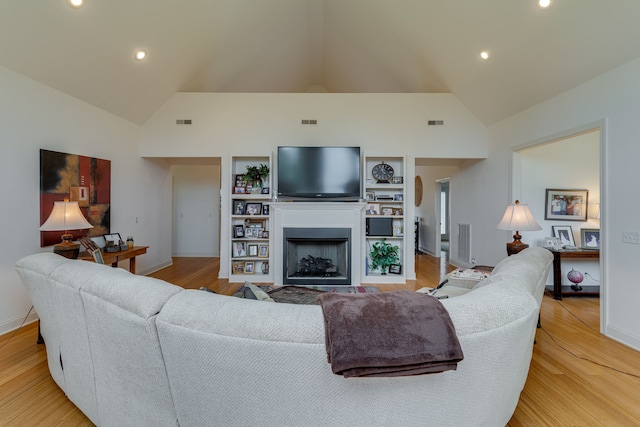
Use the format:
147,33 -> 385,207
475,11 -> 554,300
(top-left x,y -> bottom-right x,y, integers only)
438,180 -> 450,254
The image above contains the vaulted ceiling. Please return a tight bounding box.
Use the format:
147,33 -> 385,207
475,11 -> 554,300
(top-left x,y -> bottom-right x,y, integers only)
2,1 -> 640,125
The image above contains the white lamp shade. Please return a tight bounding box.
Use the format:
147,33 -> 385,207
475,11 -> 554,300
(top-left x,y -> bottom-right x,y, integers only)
40,201 -> 93,231
496,202 -> 542,231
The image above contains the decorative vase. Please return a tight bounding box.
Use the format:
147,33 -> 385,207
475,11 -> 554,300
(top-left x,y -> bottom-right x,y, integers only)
567,268 -> 584,291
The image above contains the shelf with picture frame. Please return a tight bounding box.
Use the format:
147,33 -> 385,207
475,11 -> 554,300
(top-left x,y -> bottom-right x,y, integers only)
363,155 -> 407,283
229,155 -> 272,282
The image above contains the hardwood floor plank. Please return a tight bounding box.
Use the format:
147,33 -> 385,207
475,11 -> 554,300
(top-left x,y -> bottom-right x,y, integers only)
2,254 -> 639,426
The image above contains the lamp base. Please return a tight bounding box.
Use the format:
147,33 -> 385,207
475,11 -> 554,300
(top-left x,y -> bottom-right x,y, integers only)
506,231 -> 528,256
53,234 -> 80,259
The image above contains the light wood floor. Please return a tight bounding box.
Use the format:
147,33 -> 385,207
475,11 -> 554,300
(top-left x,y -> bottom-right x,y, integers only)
2,254 -> 639,426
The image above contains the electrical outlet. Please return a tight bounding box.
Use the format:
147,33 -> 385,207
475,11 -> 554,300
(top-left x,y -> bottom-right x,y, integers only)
622,231 -> 640,245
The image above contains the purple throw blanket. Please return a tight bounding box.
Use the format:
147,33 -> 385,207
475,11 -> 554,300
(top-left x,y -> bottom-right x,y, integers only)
317,290 -> 463,378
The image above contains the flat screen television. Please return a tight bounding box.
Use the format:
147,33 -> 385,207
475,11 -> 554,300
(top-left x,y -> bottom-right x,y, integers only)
277,146 -> 361,200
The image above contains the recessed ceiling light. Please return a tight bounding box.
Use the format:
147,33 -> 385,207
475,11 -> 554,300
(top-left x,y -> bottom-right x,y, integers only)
67,0 -> 84,8
539,0 -> 551,8
134,49 -> 148,61
480,51 -> 490,60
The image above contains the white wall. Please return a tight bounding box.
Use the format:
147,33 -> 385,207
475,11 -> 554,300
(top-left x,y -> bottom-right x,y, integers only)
0,66 -> 173,335
456,57 -> 640,350
172,165 -> 220,256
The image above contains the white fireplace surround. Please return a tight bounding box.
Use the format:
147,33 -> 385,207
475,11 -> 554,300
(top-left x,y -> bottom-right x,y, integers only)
271,202 -> 365,286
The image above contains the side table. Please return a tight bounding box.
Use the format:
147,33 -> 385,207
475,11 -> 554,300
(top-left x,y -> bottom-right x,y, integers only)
547,249 -> 600,300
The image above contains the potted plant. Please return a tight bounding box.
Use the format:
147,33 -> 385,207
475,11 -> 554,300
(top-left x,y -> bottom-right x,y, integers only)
242,163 -> 270,191
369,239 -> 400,275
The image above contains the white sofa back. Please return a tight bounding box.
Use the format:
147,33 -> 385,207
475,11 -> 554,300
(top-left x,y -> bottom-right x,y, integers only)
16,247 -> 552,427
16,253 -> 182,427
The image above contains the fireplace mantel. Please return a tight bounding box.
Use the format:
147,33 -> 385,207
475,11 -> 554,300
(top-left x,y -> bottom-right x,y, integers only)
271,202 -> 365,286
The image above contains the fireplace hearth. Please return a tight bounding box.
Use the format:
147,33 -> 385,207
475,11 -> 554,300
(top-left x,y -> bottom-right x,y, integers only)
283,228 -> 351,285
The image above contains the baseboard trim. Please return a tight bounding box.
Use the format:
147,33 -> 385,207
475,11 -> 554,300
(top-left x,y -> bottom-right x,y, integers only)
0,309 -> 39,337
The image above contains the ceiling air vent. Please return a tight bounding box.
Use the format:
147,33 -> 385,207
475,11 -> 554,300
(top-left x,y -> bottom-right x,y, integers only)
176,119 -> 192,125
301,119 -> 318,125
427,120 -> 444,126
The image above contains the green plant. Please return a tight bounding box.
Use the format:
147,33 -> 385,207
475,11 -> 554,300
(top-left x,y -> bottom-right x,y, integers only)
369,239 -> 400,274
242,163 -> 270,182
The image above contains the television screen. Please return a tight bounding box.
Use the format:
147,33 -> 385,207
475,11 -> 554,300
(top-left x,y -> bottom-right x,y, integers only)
277,146 -> 361,200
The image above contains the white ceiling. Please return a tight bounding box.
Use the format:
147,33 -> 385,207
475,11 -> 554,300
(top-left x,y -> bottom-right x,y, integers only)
2,0 -> 640,126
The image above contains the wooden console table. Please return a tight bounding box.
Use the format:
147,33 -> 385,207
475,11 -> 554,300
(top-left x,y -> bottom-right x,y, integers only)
79,246 -> 148,274
548,249 -> 600,300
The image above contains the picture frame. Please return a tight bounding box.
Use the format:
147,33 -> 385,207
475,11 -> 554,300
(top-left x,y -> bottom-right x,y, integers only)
245,202 -> 262,215
544,236 -> 561,250
244,227 -> 256,238
581,228 -> 600,249
545,189 -> 588,221
393,225 -> 403,237
391,176 -> 403,184
234,186 -> 246,194
104,233 -> 122,245
381,206 -> 393,216
232,262 -> 245,274
261,187 -> 270,195
392,207 -> 403,216
233,200 -> 246,215
232,242 -> 246,257
233,224 -> 244,238
262,230 -> 270,239
365,191 -> 376,201
248,244 -> 258,257
552,225 -> 576,247
244,261 -> 255,274
393,193 -> 403,201
246,219 -> 266,228
262,204 -> 270,215
258,244 -> 269,258
365,203 -> 380,215
235,174 -> 247,187
389,264 -> 402,274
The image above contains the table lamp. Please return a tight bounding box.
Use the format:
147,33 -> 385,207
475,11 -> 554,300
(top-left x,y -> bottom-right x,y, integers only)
40,200 -> 93,259
496,200 -> 542,256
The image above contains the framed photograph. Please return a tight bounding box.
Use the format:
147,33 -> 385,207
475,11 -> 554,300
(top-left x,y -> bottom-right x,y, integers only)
544,236 -> 561,250
244,227 -> 256,238
248,244 -> 258,257
247,219 -> 266,228
381,206 -> 393,216
261,187 -> 270,194
258,244 -> 269,257
365,191 -> 376,201
233,225 -> 244,238
389,264 -> 402,274
104,233 -> 122,244
232,242 -> 246,257
246,202 -> 262,215
235,174 -> 247,186
234,186 -> 246,194
552,225 -> 576,247
233,200 -> 246,215
244,261 -> 255,274
393,225 -> 403,237
262,204 -> 270,215
391,176 -> 403,184
91,235 -> 107,248
262,230 -> 270,239
392,207 -> 403,216
581,228 -> 600,249
232,262 -> 245,274
365,203 -> 380,215
545,189 -> 588,221
393,193 -> 403,201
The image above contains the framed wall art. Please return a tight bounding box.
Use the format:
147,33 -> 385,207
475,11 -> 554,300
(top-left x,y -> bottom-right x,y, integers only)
581,228 -> 600,249
545,189 -> 588,221
552,225 -> 576,247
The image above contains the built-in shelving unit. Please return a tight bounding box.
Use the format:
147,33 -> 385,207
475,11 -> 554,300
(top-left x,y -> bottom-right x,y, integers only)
363,156 -> 406,283
229,155 -> 272,282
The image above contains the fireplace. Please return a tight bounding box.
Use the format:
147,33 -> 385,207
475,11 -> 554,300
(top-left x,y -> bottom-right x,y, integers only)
283,228 -> 351,285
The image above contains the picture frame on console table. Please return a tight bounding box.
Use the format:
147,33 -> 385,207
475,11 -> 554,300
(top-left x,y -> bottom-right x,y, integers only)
552,225 -> 576,247
389,264 -> 402,274
581,228 -> 600,249
545,189 -> 588,221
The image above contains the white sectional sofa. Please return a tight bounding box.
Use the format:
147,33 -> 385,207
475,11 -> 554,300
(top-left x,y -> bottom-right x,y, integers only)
16,247 -> 552,427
